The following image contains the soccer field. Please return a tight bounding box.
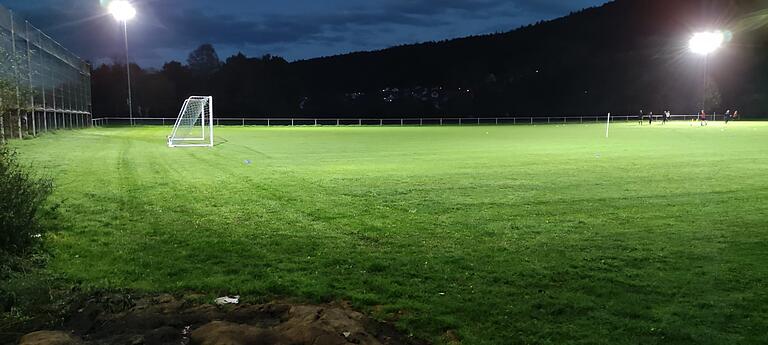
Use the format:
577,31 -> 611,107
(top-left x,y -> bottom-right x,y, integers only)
12,122 -> 768,344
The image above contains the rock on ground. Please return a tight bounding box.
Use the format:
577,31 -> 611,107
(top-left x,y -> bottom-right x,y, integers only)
18,331 -> 82,345
191,321 -> 287,345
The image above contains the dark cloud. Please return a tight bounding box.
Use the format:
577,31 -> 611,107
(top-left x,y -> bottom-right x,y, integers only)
2,0 -> 605,67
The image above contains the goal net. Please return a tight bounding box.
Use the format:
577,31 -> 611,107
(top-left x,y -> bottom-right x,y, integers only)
168,96 -> 214,147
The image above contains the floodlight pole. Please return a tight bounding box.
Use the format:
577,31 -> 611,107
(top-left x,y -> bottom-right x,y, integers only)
123,20 -> 133,126
702,55 -> 709,116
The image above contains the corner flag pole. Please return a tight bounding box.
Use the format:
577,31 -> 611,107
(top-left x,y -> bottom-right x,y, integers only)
605,112 -> 611,138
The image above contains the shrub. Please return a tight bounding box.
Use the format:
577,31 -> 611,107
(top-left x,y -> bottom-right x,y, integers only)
0,144 -> 52,261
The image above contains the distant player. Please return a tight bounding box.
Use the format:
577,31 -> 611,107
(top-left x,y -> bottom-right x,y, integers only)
699,110 -> 708,126
648,111 -> 654,125
733,110 -> 739,120
662,110 -> 669,124
725,110 -> 731,124
639,110 -> 644,125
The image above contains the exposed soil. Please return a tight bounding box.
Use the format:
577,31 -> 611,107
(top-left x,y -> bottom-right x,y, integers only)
15,293 -> 428,345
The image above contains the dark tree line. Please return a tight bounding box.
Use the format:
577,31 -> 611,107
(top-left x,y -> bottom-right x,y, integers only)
91,0 -> 768,119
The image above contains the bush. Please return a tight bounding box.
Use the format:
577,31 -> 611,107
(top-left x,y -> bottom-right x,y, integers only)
0,144 -> 52,261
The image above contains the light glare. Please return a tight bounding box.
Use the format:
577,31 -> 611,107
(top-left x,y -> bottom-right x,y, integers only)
109,0 -> 136,21
689,31 -> 724,55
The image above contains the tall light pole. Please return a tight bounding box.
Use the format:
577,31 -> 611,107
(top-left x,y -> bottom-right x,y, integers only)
109,0 -> 136,125
689,31 -> 724,116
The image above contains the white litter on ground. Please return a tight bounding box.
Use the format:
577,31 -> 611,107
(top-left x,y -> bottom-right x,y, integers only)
214,295 -> 240,305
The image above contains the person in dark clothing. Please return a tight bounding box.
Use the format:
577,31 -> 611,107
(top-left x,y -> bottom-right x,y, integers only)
648,111 -> 654,125
725,110 -> 731,124
699,110 -> 708,126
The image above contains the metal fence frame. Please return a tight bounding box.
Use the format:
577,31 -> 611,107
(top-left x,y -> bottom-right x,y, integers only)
0,4 -> 92,143
92,114 -> 722,127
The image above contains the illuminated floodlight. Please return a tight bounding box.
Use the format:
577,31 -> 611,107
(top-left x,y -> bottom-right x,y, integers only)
689,31 -> 724,55
109,0 -> 136,22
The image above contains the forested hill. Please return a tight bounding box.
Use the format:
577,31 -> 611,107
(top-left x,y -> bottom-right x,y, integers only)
92,0 -> 768,118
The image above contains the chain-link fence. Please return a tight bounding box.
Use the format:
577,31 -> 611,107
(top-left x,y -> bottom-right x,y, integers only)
0,4 -> 92,143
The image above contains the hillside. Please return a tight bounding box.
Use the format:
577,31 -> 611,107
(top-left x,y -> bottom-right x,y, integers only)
289,0 -> 768,116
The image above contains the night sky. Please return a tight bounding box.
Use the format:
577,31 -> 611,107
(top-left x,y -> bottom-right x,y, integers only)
4,0 -> 606,67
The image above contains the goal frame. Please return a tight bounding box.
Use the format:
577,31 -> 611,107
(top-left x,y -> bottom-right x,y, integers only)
167,96 -> 214,148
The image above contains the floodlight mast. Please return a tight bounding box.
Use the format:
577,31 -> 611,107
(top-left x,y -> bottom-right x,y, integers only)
689,31 -> 724,114
109,1 -> 136,125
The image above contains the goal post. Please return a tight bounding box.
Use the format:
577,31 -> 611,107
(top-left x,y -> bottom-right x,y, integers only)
168,96 -> 214,147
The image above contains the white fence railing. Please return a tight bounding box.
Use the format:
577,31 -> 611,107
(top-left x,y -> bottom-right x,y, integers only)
91,114 -> 722,127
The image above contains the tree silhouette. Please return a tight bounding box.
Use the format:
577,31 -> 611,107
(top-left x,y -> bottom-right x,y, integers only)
187,44 -> 221,75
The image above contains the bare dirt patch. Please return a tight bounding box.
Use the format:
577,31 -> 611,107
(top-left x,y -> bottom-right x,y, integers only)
17,293 -> 427,345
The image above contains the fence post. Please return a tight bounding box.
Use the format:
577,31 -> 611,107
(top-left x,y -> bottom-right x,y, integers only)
420,118 -> 423,126
267,119 -> 271,127
291,119 -> 294,126
358,119 -> 362,126
440,118 -> 443,126
380,119 -> 383,126
400,119 -> 404,126
17,110 -> 22,139
337,119 -> 340,126
531,118 -> 533,125
459,118 -> 462,126
495,118 -> 499,125
242,118 -> 245,126
477,118 -> 480,125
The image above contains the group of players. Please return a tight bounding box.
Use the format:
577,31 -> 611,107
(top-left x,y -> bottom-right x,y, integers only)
638,109 -> 739,126
697,109 -> 739,126
638,110 -> 672,125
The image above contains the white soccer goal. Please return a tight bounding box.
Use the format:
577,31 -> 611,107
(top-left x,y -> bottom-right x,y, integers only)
167,96 -> 214,147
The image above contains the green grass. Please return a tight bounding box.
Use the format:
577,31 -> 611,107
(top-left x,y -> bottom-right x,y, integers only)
11,122 -> 768,344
